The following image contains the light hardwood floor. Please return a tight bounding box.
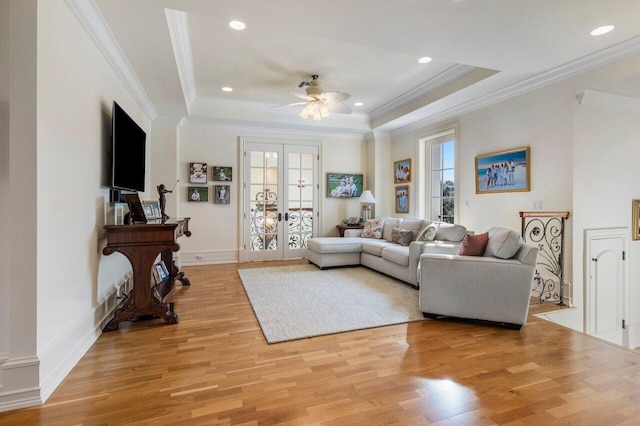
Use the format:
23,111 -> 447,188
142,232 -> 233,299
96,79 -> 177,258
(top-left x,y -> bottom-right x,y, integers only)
1,260 -> 639,425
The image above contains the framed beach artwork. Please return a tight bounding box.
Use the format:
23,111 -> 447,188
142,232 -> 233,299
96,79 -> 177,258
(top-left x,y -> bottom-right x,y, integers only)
475,147 -> 530,194
632,199 -> 640,241
326,173 -> 363,198
188,186 -> 208,202
394,159 -> 411,183
212,166 -> 232,181
395,185 -> 409,214
214,185 -> 230,204
189,162 -> 207,184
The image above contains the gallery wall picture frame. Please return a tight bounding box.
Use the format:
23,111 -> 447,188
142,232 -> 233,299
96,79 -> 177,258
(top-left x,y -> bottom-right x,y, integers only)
326,173 -> 364,198
188,186 -> 208,202
632,199 -> 640,241
214,185 -> 231,204
212,166 -> 232,181
475,146 -> 530,194
189,162 -> 208,184
395,185 -> 410,214
393,158 -> 412,183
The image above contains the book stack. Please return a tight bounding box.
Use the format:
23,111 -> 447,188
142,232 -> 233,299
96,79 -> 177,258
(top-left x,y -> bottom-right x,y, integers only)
152,261 -> 169,285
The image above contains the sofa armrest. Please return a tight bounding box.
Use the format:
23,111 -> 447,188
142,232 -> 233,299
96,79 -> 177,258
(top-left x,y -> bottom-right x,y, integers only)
408,241 -> 427,286
419,253 -> 537,325
344,229 -> 363,238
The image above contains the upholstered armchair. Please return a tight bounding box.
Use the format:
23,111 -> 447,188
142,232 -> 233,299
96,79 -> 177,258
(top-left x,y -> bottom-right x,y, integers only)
418,227 -> 539,329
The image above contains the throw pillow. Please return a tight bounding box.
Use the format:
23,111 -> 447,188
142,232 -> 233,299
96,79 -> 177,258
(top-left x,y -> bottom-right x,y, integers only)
416,223 -> 438,241
457,232 -> 489,256
434,223 -> 468,242
484,227 -> 521,259
391,227 -> 414,246
382,218 -> 403,241
361,218 -> 385,239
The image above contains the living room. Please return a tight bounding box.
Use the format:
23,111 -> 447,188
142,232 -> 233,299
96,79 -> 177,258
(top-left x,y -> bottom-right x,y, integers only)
2,0 -> 640,421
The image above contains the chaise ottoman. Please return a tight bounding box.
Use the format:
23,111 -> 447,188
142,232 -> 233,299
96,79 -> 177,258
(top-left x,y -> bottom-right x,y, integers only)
306,237 -> 362,269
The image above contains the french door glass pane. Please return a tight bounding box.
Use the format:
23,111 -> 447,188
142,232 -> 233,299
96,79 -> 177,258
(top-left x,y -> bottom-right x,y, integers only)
287,152 -> 313,249
249,150 -> 279,252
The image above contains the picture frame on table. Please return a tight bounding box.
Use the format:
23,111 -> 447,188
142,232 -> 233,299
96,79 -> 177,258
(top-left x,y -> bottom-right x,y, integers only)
632,199 -> 640,241
141,201 -> 160,220
212,166 -> 232,181
475,146 -> 530,194
393,159 -> 411,183
326,173 -> 363,198
395,185 -> 409,214
189,162 -> 208,184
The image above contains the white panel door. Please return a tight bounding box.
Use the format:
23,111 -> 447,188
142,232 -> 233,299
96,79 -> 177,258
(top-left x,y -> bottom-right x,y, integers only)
585,228 -> 628,346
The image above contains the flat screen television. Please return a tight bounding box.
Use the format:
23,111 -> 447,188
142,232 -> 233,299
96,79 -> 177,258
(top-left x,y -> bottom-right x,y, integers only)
111,101 -> 146,192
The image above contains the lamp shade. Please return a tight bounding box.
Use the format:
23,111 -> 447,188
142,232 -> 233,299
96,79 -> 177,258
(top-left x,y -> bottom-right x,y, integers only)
359,190 -> 376,203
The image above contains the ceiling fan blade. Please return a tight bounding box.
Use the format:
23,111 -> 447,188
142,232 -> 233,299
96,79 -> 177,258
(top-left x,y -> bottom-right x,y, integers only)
289,91 -> 314,101
327,103 -> 352,114
271,101 -> 308,108
298,81 -> 310,88
319,91 -> 351,103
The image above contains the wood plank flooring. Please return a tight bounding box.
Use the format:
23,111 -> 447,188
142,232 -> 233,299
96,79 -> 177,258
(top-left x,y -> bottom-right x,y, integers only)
1,260 -> 639,425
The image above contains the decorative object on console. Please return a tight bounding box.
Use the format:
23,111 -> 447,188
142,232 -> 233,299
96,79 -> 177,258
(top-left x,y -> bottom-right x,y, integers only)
359,190 -> 376,220
395,185 -> 409,213
391,227 -> 414,246
361,218 -> 385,239
212,166 -> 232,181
188,186 -> 208,202
327,173 -> 363,198
123,192 -> 146,224
394,158 -> 411,183
189,162 -> 207,183
475,146 -> 530,194
157,182 -> 176,221
214,185 -> 230,204
141,201 -> 161,221
457,232 -> 489,256
632,200 -> 640,240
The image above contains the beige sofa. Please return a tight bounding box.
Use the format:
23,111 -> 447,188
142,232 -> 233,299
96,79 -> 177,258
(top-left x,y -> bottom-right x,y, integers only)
306,218 -> 468,287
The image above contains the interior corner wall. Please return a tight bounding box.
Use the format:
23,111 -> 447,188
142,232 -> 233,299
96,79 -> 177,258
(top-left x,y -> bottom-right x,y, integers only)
367,131 -> 391,217
150,119 -> 180,220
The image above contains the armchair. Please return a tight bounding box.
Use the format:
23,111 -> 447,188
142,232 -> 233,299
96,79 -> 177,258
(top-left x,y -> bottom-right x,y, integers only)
418,235 -> 538,330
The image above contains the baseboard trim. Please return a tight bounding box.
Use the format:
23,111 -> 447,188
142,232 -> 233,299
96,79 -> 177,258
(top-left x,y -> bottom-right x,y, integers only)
0,356 -> 42,412
180,249 -> 239,266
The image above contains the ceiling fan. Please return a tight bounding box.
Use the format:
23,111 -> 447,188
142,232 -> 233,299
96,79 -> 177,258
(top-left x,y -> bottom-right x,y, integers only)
275,75 -> 352,121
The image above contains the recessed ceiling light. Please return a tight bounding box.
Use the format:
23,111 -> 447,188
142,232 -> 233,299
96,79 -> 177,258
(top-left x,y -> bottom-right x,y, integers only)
590,25 -> 614,36
418,56 -> 432,64
222,87 -> 233,92
229,20 -> 246,30
354,102 -> 364,107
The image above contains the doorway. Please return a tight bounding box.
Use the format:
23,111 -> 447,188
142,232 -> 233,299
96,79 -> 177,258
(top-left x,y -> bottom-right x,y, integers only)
242,140 -> 319,262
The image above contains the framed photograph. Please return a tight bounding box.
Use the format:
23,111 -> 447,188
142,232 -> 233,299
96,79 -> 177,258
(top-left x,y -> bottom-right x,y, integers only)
633,199 -> 640,241
394,159 -> 412,183
212,166 -> 232,181
189,162 -> 208,184
326,173 -> 363,198
395,185 -> 410,214
214,185 -> 231,204
188,186 -> 208,202
141,201 -> 160,220
123,193 -> 147,223
475,147 -> 530,194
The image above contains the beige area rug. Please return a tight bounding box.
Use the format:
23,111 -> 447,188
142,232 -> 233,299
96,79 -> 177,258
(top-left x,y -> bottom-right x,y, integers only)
237,264 -> 423,343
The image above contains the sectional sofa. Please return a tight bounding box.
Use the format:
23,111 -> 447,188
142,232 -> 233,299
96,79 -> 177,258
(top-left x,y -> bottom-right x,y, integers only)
306,218 -> 468,287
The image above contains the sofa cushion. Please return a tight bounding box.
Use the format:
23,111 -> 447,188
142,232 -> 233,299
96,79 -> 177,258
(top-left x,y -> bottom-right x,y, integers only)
416,223 -> 438,241
381,245 -> 410,266
382,218 -> 403,241
422,241 -> 462,255
362,240 -> 397,257
307,237 -> 363,254
361,218 -> 385,239
434,223 -> 467,242
391,227 -> 414,246
457,232 -> 489,256
484,227 -> 521,259
399,219 -> 426,240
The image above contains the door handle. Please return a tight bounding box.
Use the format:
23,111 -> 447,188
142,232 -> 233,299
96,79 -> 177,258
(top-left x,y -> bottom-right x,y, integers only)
284,212 -> 289,222
278,212 -> 282,222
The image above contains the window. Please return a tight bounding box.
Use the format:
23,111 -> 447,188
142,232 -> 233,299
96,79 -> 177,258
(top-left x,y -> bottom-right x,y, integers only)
420,128 -> 456,224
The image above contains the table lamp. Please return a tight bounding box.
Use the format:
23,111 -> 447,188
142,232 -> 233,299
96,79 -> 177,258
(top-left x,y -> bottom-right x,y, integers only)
359,190 -> 376,220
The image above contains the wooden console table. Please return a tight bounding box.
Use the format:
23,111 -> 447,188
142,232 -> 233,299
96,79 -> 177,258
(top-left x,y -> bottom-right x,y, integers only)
102,218 -> 191,331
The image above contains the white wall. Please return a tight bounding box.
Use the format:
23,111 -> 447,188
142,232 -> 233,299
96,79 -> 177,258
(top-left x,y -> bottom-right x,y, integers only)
0,0 -> 10,362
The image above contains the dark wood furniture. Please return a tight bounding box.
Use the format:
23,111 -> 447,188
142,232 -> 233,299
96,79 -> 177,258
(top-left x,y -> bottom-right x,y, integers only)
102,218 -> 191,331
336,224 -> 364,237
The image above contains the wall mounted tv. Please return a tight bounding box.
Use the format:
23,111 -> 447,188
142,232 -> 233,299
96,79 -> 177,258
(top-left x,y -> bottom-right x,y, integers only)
111,101 -> 146,192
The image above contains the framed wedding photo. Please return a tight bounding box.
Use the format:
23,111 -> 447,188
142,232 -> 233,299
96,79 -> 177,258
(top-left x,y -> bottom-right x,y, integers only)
394,159 -> 411,183
632,199 -> 640,241
395,185 -> 409,214
475,147 -> 530,194
326,173 -> 363,198
212,166 -> 232,181
189,162 -> 208,184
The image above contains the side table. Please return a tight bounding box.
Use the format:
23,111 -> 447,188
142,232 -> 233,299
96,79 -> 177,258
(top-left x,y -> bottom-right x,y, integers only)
336,224 -> 364,237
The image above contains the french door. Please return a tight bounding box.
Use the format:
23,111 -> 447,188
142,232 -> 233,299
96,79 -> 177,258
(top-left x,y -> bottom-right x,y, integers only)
243,141 -> 319,261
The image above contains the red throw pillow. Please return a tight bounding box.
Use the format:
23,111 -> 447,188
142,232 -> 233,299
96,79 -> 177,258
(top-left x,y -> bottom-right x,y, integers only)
457,232 -> 489,256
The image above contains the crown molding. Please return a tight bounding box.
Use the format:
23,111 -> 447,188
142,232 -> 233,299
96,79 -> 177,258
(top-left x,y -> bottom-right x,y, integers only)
165,9 -> 196,112
370,64 -> 476,121
576,89 -> 640,113
65,0 -> 158,121
390,35 -> 640,138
